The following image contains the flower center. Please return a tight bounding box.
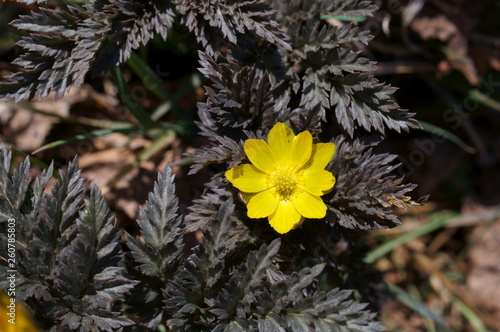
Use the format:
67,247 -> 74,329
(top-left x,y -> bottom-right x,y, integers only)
268,164 -> 301,200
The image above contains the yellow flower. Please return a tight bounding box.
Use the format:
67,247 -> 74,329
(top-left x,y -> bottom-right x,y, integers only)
225,122 -> 336,234
0,291 -> 40,332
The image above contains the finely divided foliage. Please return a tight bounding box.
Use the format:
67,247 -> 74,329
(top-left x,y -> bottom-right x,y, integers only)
192,52 -> 419,232
273,0 -> 378,23
327,136 -> 421,230
0,0 -> 426,330
124,166 -> 184,328
191,52 -> 290,174
273,2 -> 419,136
167,201 -> 384,331
1,0 -> 417,138
1,7 -> 93,101
175,0 -> 291,56
0,150 -> 384,331
0,146 -> 136,331
0,1 -> 177,101
92,0 -> 176,75
0,0 -> 286,101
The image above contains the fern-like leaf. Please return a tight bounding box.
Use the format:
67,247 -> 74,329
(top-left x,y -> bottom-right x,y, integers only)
176,0 -> 291,55
192,52 -> 293,174
0,2 -> 174,101
197,52 -> 284,138
285,288 -> 385,331
166,198 -> 237,330
0,7 -> 90,101
51,185 -> 135,331
93,0 -> 175,75
0,149 -> 136,331
125,165 -> 184,327
189,136 -> 246,175
330,74 -> 420,136
327,136 -> 423,230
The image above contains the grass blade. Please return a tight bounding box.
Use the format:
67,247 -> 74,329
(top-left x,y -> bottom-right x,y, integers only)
127,51 -> 172,102
386,283 -> 449,329
364,212 -> 457,264
172,157 -> 193,166
110,66 -> 157,129
102,129 -> 175,194
320,15 -> 367,22
419,120 -> 476,153
150,72 -> 204,121
10,146 -> 61,181
32,126 -> 139,154
14,102 -> 133,130
452,297 -> 488,332
468,89 -> 500,113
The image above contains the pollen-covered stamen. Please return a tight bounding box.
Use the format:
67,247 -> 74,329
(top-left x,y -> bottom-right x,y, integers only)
268,164 -> 301,200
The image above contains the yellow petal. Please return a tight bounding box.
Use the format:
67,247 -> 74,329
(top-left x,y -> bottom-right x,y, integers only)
225,164 -> 269,193
291,131 -> 313,169
244,139 -> 276,173
268,200 -> 303,234
302,170 -> 336,196
267,122 -> 294,161
293,191 -> 327,218
303,142 -> 336,171
247,189 -> 279,218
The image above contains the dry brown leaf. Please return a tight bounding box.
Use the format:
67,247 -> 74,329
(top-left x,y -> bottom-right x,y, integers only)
464,216 -> 500,330
411,14 -> 479,84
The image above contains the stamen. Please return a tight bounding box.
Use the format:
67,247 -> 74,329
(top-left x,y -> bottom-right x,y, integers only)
268,163 -> 301,200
